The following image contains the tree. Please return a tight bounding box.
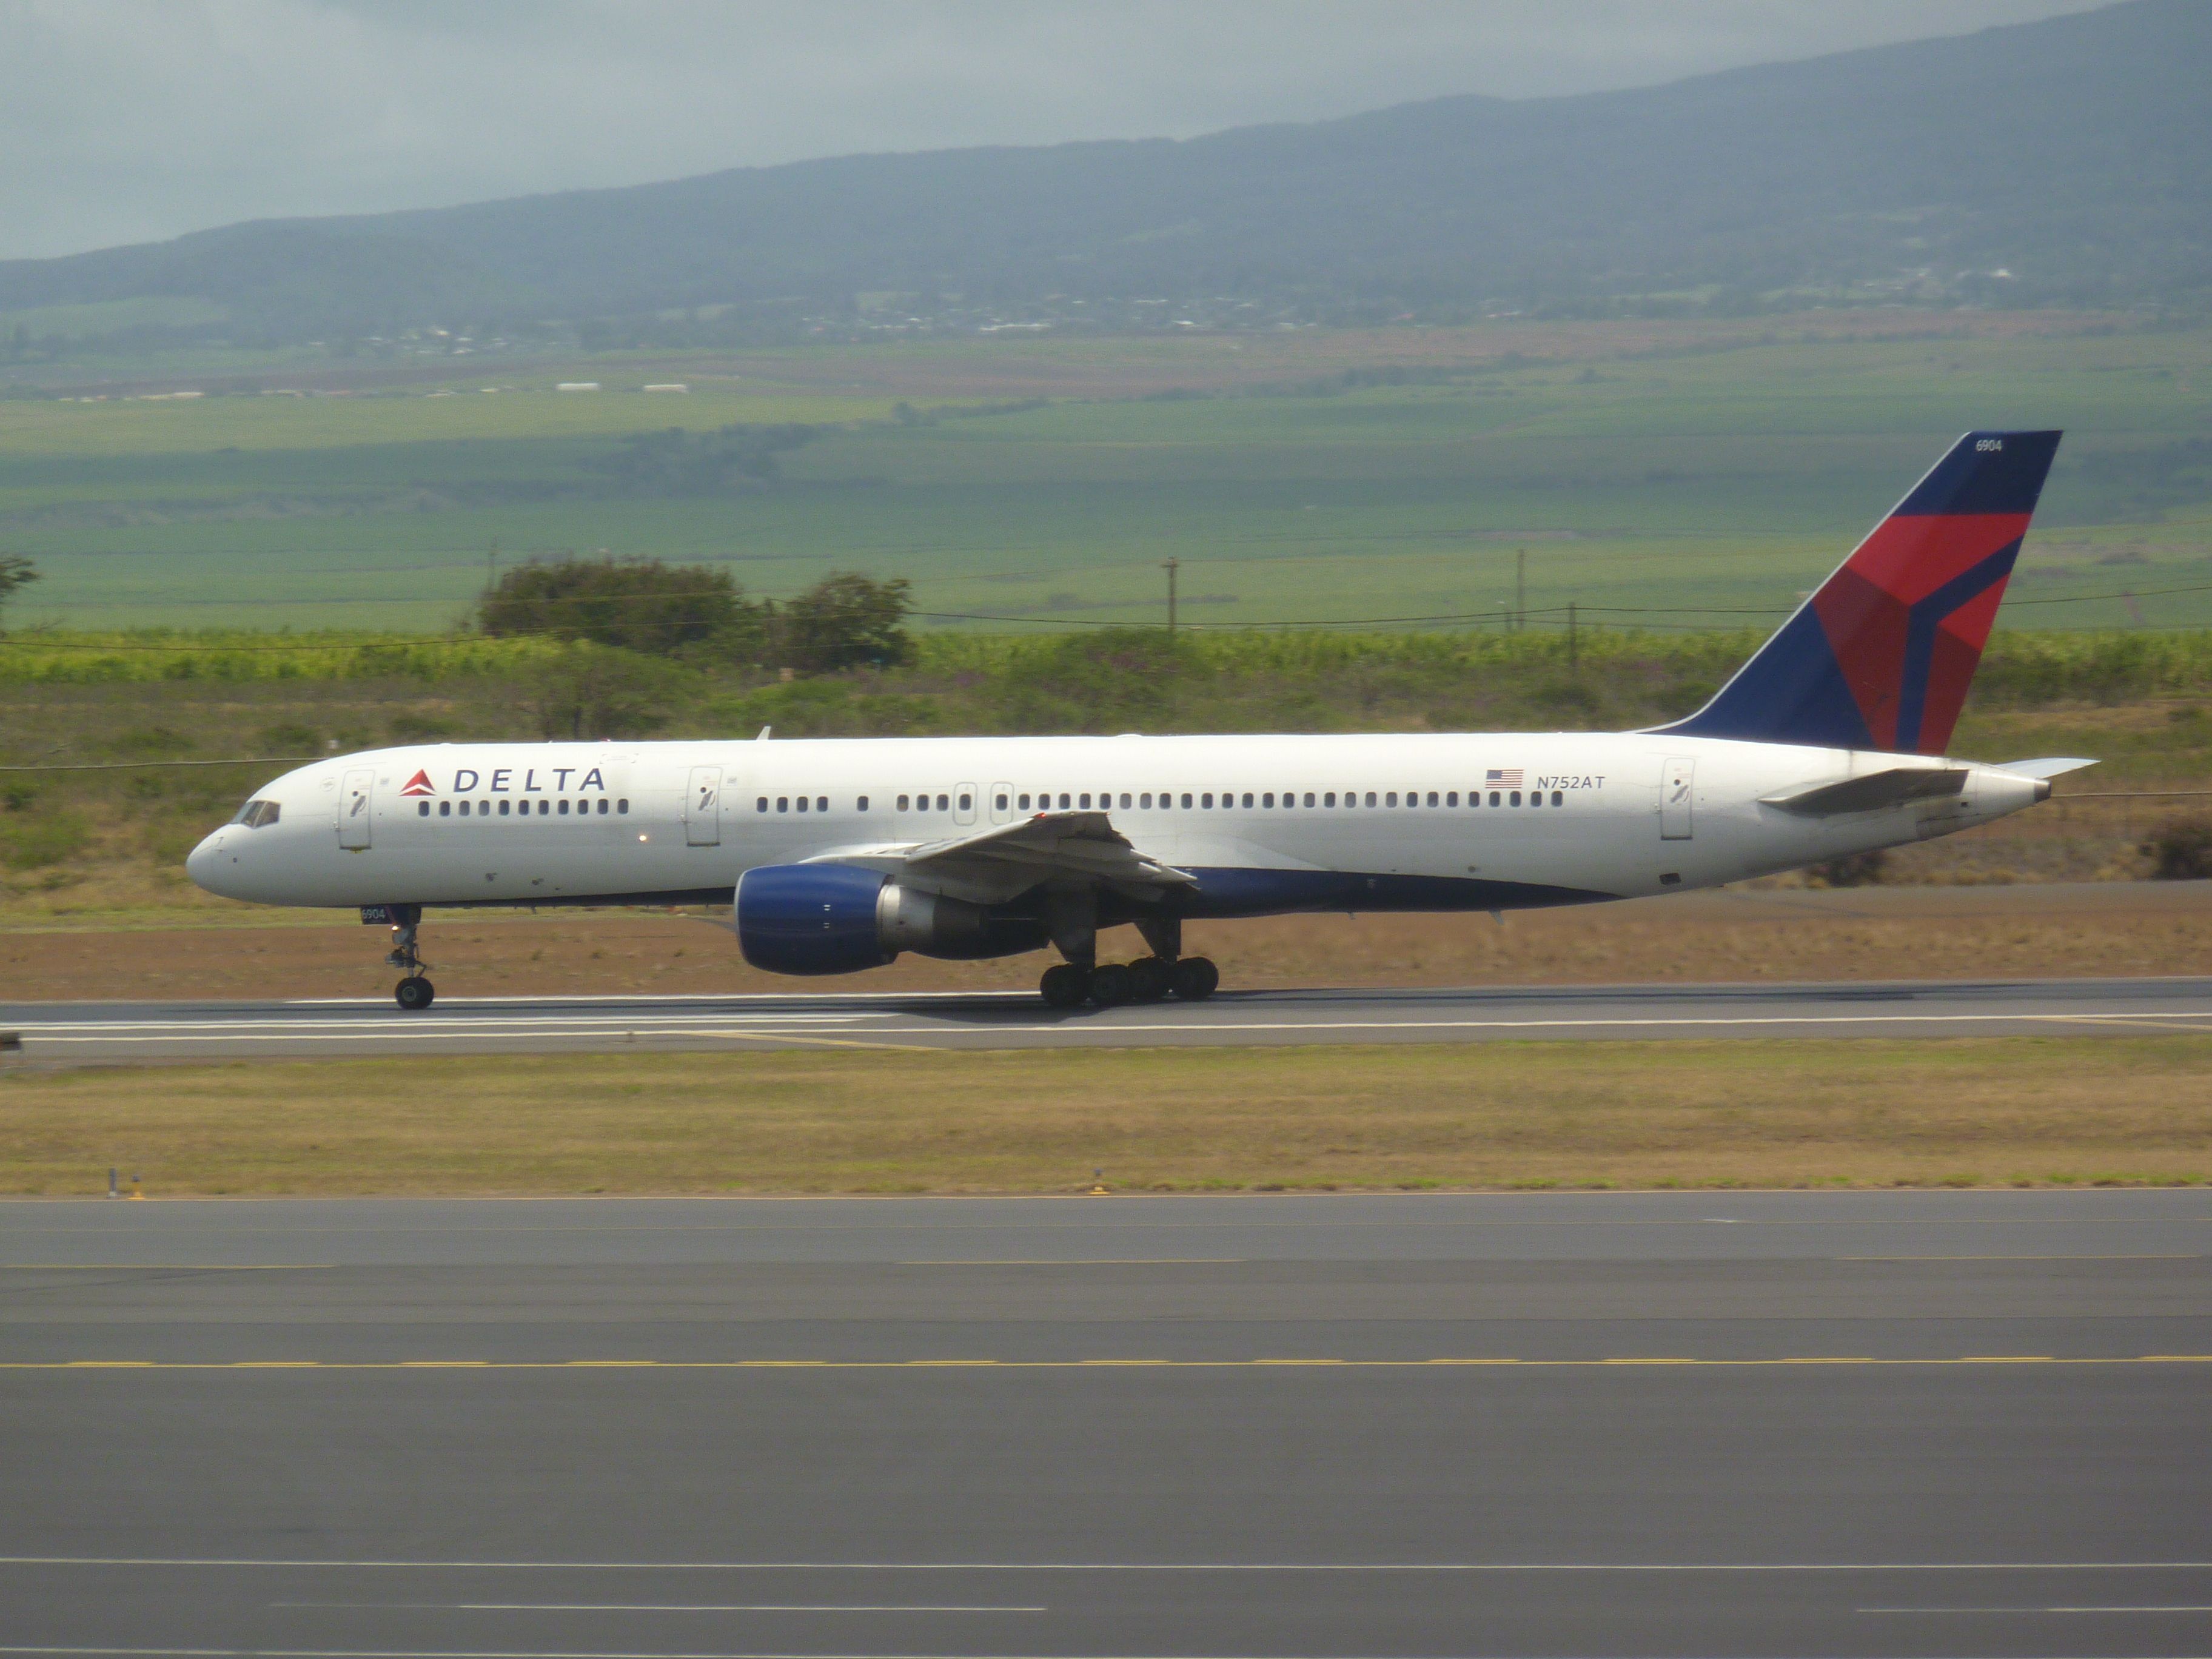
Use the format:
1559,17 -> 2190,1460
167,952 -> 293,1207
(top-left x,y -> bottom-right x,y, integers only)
515,643 -> 684,740
775,572 -> 913,672
475,556 -> 762,659
0,556 -> 38,629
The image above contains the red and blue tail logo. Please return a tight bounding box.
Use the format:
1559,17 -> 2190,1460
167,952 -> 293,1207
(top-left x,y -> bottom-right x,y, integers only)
1659,430 -> 2060,756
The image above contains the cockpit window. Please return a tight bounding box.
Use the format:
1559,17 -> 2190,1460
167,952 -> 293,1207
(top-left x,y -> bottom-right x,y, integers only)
230,799 -> 281,828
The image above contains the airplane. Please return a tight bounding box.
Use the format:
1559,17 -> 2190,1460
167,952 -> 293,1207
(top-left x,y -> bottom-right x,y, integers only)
189,430 -> 2090,1011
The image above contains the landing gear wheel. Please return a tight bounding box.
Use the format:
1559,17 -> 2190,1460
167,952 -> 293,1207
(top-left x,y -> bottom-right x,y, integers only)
1039,963 -> 1090,1008
394,975 -> 435,1011
1087,962 -> 1135,1008
1127,956 -> 1173,1003
1170,956 -> 1219,1002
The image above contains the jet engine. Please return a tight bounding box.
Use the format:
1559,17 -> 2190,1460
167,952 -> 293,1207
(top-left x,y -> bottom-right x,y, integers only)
732,863 -> 1047,975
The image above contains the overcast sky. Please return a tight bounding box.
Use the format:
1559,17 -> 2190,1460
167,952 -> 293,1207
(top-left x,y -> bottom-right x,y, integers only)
0,0 -> 2116,263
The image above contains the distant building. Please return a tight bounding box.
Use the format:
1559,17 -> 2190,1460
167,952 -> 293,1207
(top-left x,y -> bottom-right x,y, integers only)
643,383 -> 690,392
555,382 -> 601,392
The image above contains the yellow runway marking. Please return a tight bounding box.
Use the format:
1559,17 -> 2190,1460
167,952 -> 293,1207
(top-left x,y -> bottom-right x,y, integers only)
5,1355 -> 2210,1371
710,1028 -> 939,1054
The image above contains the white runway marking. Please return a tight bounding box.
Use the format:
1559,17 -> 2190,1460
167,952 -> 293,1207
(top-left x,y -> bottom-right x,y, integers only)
8,1555 -> 2212,1572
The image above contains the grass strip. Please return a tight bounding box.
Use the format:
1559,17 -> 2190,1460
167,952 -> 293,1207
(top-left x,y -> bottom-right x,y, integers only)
3,1036 -> 2208,1198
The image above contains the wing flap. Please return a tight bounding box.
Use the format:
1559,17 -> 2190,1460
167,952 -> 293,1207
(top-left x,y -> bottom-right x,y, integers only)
806,810 -> 1194,894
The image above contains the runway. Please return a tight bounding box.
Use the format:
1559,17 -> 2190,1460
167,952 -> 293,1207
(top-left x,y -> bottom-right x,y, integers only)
7,973 -> 2212,1061
3,1191 -> 2208,1657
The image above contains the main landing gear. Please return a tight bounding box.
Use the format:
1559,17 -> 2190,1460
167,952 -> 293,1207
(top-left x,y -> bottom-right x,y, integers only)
1038,956 -> 1218,1009
1036,909 -> 1217,1008
384,905 -> 435,1010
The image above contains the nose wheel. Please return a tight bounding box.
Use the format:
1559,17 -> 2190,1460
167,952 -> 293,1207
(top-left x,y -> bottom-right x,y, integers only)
383,910 -> 435,1010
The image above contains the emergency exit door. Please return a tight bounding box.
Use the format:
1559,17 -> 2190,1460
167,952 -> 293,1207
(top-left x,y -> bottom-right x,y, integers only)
1661,757 -> 1695,840
685,766 -> 722,846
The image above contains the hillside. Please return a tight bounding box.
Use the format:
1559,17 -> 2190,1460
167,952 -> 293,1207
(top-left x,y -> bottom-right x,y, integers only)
1,0 -> 2207,353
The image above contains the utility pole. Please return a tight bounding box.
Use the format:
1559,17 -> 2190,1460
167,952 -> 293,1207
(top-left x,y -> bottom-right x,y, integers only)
1567,600 -> 1578,671
1163,557 -> 1179,634
1514,548 -> 1526,635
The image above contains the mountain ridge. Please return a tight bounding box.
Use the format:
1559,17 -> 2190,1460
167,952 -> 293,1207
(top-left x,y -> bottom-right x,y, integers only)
4,0 -> 2206,349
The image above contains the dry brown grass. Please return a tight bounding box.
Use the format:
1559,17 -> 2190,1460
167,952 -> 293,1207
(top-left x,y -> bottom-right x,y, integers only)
7,1036 -> 2208,1198
4,879 -> 2207,1002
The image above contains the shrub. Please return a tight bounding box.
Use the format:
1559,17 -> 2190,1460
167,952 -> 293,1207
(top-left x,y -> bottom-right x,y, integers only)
2142,816 -> 2212,880
477,557 -> 764,658
1806,850 -> 1889,888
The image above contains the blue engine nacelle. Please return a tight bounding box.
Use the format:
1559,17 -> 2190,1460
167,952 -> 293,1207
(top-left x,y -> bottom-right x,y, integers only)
734,863 -> 1051,976
734,863 -> 894,976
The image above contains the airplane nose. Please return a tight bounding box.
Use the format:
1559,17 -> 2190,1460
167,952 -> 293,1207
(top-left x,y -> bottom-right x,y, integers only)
186,829 -> 229,895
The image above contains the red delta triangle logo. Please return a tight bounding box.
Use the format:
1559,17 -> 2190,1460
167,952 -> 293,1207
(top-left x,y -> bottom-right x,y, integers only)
399,771 -> 437,798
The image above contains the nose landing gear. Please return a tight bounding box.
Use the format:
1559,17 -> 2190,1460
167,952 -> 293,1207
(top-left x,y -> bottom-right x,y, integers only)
381,906 -> 435,1010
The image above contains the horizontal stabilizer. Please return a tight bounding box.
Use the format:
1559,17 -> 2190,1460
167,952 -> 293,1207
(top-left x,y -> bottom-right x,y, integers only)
1994,756 -> 2098,780
1761,766 -> 1969,816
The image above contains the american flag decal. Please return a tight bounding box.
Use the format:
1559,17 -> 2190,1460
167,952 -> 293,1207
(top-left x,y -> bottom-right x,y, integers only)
1486,768 -> 1523,788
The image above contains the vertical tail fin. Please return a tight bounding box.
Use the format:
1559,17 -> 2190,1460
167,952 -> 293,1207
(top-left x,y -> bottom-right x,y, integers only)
1657,430 -> 2061,755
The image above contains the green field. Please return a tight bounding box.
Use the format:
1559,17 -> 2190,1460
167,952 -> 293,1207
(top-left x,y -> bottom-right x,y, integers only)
4,314 -> 2210,633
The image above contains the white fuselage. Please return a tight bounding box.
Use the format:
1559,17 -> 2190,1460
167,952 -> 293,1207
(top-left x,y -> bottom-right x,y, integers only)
187,730 -> 2045,920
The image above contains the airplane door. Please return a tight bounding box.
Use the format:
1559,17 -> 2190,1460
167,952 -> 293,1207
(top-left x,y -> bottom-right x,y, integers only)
954,782 -> 978,827
338,768 -> 375,850
685,766 -> 722,846
989,782 -> 1015,825
1661,757 -> 1695,840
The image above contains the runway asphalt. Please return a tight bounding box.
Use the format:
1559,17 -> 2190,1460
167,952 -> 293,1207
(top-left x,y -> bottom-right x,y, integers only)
7,973 -> 2212,1062
3,1190 -> 2208,1657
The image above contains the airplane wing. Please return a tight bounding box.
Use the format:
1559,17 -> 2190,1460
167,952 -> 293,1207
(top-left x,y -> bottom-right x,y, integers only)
805,811 -> 1195,904
1760,766 -> 1971,816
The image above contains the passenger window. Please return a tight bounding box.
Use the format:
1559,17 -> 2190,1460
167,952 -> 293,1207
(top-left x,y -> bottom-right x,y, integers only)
1552,791 -> 1563,806
1202,793 -> 1214,809
438,800 -> 451,817
1241,793 -> 1253,808
777,797 -> 788,813
1140,793 -> 1152,809
500,799 -> 511,816
1180,793 -> 1192,808
797,797 -> 809,813
857,796 -> 869,813
1427,792 -> 1439,807
937,794 -> 948,811
1386,793 -> 1398,808
897,795 -> 910,811
1119,793 -> 1131,808
617,799 -> 628,814
540,799 -> 551,816
418,801 -> 429,817
1365,792 -> 1376,807
994,794 -> 1007,811
1304,793 -> 1315,807
1489,791 -> 1500,806
757,797 -> 768,813
1447,792 -> 1458,807
457,800 -> 469,817
1017,794 -> 1030,810
957,794 -> 970,813
558,799 -> 569,816
1324,792 -> 1336,808
598,799 -> 608,814
1510,791 -> 1522,806
1262,793 -> 1274,809
1058,793 -> 1070,809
